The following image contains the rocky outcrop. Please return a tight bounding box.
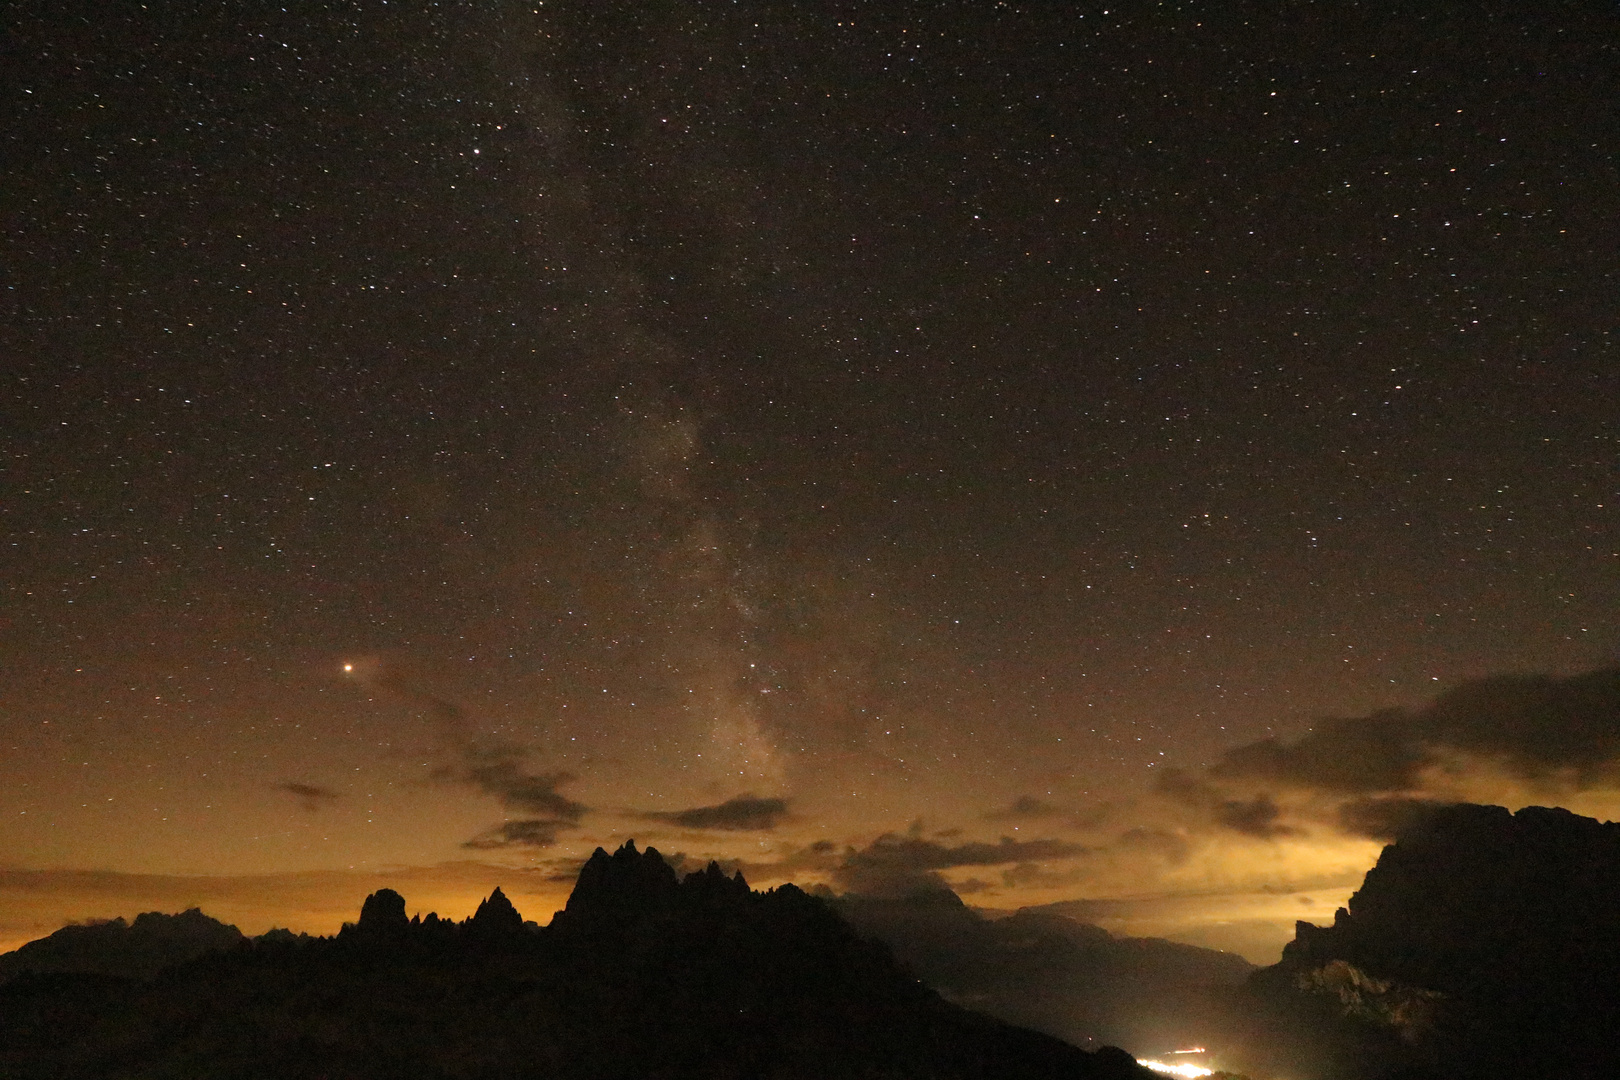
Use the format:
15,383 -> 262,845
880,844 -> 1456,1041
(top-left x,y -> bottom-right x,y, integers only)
1227,804 -> 1620,1080
356,888 -> 410,932
556,839 -> 681,923
468,885 -> 525,934
1280,805 -> 1620,991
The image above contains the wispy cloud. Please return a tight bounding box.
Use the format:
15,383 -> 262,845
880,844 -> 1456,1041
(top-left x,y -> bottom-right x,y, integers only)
1212,669 -> 1620,795
343,657 -> 587,847
1156,669 -> 1620,840
640,794 -> 788,831
983,795 -> 1061,820
274,782 -> 341,812
463,819 -> 568,850
833,833 -> 1090,896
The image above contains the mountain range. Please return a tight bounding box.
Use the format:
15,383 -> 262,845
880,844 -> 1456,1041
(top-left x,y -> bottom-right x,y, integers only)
0,842 -> 1150,1079
9,803 -> 1615,1078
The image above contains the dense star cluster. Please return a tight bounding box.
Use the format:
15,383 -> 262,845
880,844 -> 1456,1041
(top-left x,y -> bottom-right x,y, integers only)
2,1 -> 1615,959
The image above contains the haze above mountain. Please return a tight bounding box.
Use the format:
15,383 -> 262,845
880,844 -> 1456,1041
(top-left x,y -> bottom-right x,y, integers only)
832,888 -> 1251,1057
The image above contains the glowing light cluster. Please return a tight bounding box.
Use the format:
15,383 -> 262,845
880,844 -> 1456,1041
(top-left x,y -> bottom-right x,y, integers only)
1137,1059 -> 1213,1078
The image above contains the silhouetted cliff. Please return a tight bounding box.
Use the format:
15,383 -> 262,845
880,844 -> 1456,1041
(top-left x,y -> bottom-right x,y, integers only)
1221,804 -> 1620,1080
0,842 -> 1150,1079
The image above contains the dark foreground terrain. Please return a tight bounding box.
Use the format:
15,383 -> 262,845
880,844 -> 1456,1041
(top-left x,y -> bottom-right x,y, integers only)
0,842 -> 1148,1080
1219,804 -> 1620,1080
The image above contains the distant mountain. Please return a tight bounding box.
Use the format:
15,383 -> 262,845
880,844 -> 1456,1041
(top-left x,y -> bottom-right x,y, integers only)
0,842 -> 1151,1079
833,887 -> 1252,1055
1220,804 -> 1620,1080
0,907 -> 245,984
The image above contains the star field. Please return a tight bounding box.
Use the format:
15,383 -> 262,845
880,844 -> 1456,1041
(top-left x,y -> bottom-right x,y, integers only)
2,0 -> 1615,959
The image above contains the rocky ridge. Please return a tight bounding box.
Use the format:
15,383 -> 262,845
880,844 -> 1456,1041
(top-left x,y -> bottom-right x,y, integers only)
0,841 -> 1149,1079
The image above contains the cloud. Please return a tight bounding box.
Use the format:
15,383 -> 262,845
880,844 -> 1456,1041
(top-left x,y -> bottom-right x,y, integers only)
1212,794 -> 1297,839
1157,767 -> 1218,807
341,657 -> 587,845
984,795 -> 1061,820
1154,669 -> 1620,842
1157,769 -> 1297,839
275,782 -> 340,812
1212,668 -> 1620,795
460,751 -> 585,822
1024,879 -> 1366,964
1335,796 -> 1455,842
1000,861 -> 1089,890
1117,826 -> 1192,866
641,794 -> 788,831
833,833 -> 1089,897
463,820 -> 565,850
1211,710 -> 1427,794
341,655 -> 463,728
452,750 -> 585,850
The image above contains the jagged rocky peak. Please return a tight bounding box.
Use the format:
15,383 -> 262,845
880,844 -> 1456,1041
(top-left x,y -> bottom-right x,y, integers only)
1279,802 -> 1620,982
470,886 -> 525,933
357,888 -> 410,932
682,858 -> 751,901
558,842 -> 762,927
563,840 -> 682,919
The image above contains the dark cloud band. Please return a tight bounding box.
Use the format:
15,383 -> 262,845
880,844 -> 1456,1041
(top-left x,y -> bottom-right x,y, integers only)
1160,668 -> 1620,841
641,794 -> 788,831
1212,669 -> 1620,795
834,833 -> 1089,897
276,782 -> 341,811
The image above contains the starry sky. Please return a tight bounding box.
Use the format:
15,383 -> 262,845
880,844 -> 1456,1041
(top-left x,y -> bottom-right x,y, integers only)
3,0 -> 1616,961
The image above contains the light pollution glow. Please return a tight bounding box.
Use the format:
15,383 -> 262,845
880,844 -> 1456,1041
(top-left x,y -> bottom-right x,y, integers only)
1137,1059 -> 1214,1078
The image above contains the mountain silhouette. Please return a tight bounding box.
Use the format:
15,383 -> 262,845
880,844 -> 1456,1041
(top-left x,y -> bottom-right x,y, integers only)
468,885 -> 526,935
0,907 -> 245,985
356,887 -> 411,933
1219,804 -> 1620,1080
0,841 -> 1150,1079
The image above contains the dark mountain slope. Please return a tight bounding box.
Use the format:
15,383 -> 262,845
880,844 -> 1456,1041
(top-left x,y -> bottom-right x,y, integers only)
0,908 -> 245,984
1221,804 -> 1620,1080
0,842 -> 1149,1080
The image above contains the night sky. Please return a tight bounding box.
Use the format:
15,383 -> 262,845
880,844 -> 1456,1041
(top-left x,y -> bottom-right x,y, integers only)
4,0 -> 1616,961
